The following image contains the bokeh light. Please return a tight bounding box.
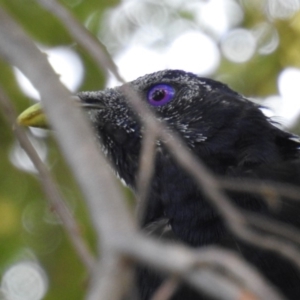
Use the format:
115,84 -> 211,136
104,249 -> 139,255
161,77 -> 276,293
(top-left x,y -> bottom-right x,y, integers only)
265,0 -> 300,19
9,136 -> 47,174
254,22 -> 279,55
22,201 -> 63,255
191,0 -> 244,38
221,28 -> 256,63
166,31 -> 220,75
14,46 -> 84,100
1,262 -> 48,300
277,67 -> 300,126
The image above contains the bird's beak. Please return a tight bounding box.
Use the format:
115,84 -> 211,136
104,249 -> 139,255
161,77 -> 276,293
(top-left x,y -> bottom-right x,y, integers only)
17,102 -> 48,128
17,95 -> 106,129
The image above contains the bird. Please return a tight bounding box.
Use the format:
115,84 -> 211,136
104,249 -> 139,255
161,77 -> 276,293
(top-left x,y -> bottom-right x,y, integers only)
18,69 -> 300,299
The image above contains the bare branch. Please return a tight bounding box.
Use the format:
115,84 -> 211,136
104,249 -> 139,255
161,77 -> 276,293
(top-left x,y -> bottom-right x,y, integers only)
113,234 -> 286,300
87,253 -> 134,300
0,8 -> 134,300
0,5 -> 135,248
36,0 -> 125,83
246,212 -> 300,247
219,177 -> 300,205
136,124 -> 158,224
0,85 -> 95,272
150,276 -> 179,300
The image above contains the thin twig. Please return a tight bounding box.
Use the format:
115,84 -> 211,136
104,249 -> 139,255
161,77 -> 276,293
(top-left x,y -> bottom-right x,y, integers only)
136,124 -> 158,224
151,276 -> 180,300
36,0 -> 125,83
219,177 -> 300,205
0,85 -> 95,272
114,234 -> 286,300
246,212 -> 300,247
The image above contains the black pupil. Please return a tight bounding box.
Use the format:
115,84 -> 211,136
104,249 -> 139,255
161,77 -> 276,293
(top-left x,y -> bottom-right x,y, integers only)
152,89 -> 165,101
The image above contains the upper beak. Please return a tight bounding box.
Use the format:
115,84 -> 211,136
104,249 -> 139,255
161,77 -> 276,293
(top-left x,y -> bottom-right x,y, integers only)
17,94 -> 106,129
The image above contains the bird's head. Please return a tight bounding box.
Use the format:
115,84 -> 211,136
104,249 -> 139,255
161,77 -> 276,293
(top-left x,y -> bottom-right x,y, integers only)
76,69 -> 247,153
75,69 -> 285,177
18,69 -> 299,187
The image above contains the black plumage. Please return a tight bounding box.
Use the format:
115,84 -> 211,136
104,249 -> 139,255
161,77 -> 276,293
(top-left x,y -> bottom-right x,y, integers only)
77,70 -> 300,299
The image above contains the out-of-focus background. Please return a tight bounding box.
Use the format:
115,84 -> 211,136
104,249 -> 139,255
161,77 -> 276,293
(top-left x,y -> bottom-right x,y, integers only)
1,0 -> 300,299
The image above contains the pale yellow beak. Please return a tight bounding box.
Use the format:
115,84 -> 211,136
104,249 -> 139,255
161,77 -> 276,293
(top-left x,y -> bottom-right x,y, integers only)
17,95 -> 102,128
17,103 -> 48,128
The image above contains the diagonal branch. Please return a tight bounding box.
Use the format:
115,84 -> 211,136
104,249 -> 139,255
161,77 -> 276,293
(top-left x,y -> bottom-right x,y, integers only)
0,85 -> 95,272
136,124 -> 158,224
37,0 -> 124,83
0,7 -> 135,300
150,276 -> 180,300
113,234 -> 286,300
219,177 -> 300,205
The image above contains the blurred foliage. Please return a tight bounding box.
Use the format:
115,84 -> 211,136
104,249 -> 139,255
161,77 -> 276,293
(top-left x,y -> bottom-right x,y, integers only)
0,0 -> 300,299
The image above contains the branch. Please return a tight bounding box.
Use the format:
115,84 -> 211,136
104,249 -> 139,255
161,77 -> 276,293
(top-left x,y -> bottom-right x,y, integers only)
136,124 -> 158,224
0,85 -> 95,272
0,7 -> 135,300
246,212 -> 300,246
150,276 -> 179,300
113,234 -> 286,300
37,0 -> 125,83
219,177 -> 300,205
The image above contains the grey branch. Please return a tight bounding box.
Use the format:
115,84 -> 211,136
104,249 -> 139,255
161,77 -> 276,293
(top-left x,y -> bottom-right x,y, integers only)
0,85 -> 95,272
113,234 -> 286,300
37,0 -> 124,83
0,7 -> 135,300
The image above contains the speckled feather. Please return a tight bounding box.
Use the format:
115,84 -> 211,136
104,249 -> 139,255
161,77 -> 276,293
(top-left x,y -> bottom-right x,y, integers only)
78,70 -> 300,300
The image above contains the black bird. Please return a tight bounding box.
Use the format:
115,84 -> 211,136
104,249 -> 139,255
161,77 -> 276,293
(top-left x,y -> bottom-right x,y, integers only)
19,70 -> 300,299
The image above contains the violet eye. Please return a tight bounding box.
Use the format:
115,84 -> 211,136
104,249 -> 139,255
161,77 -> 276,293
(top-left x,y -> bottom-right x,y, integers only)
147,84 -> 175,106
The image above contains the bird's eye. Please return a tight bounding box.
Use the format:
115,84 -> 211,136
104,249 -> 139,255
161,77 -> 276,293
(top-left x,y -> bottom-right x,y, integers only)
147,84 -> 175,106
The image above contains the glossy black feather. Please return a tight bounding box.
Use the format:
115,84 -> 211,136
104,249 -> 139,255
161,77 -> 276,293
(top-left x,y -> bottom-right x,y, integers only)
78,70 -> 300,300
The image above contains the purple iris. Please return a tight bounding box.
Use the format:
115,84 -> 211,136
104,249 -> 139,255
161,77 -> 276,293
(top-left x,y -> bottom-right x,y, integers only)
147,84 -> 175,106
